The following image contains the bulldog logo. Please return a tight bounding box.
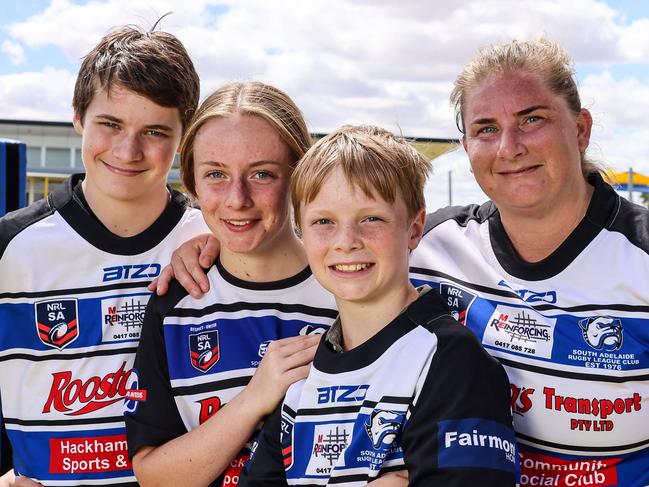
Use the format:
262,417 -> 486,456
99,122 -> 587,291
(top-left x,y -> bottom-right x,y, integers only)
365,410 -> 403,449
578,316 -> 623,351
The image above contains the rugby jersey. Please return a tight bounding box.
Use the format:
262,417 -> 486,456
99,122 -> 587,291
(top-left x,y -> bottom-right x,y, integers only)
409,173 -> 649,487
240,289 -> 518,486
0,175 -> 208,486
125,258 -> 337,487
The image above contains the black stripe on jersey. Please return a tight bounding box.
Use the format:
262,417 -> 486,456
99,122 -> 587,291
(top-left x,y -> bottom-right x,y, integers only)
167,301 -> 338,319
517,431 -> 649,453
297,405 -> 362,416
171,375 -> 251,396
409,268 -> 649,313
4,415 -> 124,427
498,356 -> 649,383
0,281 -> 147,300
328,473 -> 372,484
0,346 -> 137,363
362,396 -> 412,409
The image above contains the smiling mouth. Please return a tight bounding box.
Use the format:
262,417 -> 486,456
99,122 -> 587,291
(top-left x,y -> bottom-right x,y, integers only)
499,165 -> 541,176
225,220 -> 253,226
102,161 -> 145,176
332,263 -> 373,272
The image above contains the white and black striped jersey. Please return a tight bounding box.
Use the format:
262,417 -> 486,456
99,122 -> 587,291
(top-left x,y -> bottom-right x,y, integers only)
125,259 -> 337,487
409,173 -> 649,487
240,289 -> 518,487
0,174 -> 208,486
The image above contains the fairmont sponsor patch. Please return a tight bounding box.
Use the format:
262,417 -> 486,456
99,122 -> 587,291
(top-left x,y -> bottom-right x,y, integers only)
483,305 -> 556,358
437,418 -> 518,473
35,298 -> 79,350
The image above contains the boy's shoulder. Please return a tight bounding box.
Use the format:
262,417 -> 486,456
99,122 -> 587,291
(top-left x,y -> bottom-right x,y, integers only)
0,176 -> 77,258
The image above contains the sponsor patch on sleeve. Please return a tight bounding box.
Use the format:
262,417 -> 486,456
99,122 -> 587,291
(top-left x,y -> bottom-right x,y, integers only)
437,418 -> 518,474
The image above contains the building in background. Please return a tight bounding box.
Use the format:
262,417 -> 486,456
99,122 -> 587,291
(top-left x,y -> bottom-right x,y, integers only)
0,119 -> 457,205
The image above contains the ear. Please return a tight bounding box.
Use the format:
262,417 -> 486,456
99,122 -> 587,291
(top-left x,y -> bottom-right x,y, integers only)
408,208 -> 426,251
72,111 -> 84,135
576,108 -> 592,153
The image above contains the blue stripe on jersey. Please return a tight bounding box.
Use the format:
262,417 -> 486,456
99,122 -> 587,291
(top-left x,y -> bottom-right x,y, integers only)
0,292 -> 149,352
437,418 -> 518,473
411,278 -> 649,372
164,316 -> 326,380
8,427 -> 133,481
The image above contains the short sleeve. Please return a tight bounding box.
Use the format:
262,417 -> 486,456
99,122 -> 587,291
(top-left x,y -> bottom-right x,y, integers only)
402,319 -> 518,486
125,286 -> 188,459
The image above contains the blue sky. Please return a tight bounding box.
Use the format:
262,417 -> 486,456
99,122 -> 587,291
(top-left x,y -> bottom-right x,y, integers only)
2,0 -> 649,206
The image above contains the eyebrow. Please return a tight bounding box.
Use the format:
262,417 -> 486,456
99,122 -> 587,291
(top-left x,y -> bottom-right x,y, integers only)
94,114 -> 174,132
469,105 -> 550,125
195,160 -> 285,168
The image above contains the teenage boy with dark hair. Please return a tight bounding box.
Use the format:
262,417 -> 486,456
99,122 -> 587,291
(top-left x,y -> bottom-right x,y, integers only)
0,23 -> 207,486
239,125 -> 518,486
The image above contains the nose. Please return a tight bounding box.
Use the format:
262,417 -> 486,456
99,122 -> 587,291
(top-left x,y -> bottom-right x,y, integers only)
496,126 -> 526,160
112,133 -> 143,162
225,177 -> 253,209
334,222 -> 362,252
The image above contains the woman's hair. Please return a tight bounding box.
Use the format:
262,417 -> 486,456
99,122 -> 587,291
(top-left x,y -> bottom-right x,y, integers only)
180,81 -> 311,197
450,38 -> 600,177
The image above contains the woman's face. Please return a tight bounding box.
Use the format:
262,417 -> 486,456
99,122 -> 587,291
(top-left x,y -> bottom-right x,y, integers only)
462,71 -> 592,219
192,115 -> 295,257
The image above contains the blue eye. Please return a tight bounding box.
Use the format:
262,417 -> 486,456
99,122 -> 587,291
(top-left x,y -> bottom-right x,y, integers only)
100,121 -> 120,130
252,170 -> 274,180
365,216 -> 383,222
145,129 -> 168,137
206,170 -> 226,179
313,218 -> 332,225
477,126 -> 497,135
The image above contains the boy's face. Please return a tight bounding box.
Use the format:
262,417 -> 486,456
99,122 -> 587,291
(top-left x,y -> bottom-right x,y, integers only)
300,167 -> 424,306
73,85 -> 183,207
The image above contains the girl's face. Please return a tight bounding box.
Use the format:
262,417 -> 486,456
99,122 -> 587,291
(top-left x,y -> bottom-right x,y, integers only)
192,115 -> 296,258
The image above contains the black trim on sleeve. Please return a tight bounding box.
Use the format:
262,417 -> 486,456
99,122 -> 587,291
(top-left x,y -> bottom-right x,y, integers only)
402,316 -> 517,486
125,279 -> 191,459
0,192 -> 54,258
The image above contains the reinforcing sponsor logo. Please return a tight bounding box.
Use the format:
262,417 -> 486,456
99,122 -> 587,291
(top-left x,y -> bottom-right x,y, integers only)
306,423 -> 353,476
102,295 -> 147,342
483,305 -> 556,358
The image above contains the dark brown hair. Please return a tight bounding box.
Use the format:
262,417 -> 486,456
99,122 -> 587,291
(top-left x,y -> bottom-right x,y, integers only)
73,21 -> 200,130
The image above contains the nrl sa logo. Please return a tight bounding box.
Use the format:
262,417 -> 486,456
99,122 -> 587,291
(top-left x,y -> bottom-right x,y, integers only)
578,316 -> 623,351
365,410 -> 403,449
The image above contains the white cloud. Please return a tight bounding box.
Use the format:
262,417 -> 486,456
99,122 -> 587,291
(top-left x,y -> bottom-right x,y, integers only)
1,40 -> 25,66
0,68 -> 76,121
2,0 -> 649,196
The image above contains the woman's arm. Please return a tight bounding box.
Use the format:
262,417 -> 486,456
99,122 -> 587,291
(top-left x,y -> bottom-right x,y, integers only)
131,334 -> 320,487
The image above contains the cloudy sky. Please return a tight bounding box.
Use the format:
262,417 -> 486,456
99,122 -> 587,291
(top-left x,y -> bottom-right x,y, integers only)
1,0 -> 648,208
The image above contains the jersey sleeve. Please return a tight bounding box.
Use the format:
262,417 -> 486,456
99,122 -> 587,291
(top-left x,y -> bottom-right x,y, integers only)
402,318 -> 518,486
238,404 -> 287,487
124,284 -> 189,459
